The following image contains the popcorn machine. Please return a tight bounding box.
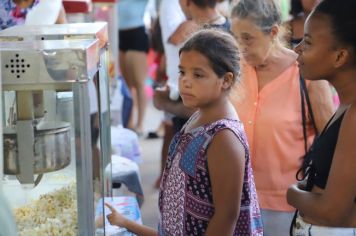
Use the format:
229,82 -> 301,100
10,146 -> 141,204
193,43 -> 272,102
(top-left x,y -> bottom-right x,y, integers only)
0,24 -> 112,235
0,23 -> 112,191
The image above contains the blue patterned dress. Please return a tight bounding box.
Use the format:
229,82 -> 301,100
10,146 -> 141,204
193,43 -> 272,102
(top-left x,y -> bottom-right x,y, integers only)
0,0 -> 39,30
158,115 -> 263,236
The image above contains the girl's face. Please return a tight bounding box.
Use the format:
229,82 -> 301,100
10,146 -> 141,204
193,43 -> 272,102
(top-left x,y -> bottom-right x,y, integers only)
178,50 -> 225,109
295,13 -> 338,81
231,17 -> 275,67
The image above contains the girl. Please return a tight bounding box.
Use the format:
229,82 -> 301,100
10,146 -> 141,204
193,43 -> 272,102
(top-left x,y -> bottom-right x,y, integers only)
286,0 -> 320,48
106,29 -> 263,236
287,0 -> 356,235
229,0 -> 335,235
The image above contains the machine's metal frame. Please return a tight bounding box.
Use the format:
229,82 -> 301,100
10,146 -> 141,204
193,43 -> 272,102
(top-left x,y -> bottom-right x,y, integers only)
0,23 -> 113,236
0,22 -> 108,45
0,39 -> 99,235
0,23 -> 112,194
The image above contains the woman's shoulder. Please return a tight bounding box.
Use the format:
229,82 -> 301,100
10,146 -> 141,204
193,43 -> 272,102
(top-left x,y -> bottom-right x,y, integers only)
279,48 -> 299,70
282,46 -> 299,60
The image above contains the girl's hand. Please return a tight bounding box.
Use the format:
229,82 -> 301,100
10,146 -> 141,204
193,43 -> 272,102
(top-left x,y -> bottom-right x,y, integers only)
105,203 -> 127,227
153,86 -> 170,110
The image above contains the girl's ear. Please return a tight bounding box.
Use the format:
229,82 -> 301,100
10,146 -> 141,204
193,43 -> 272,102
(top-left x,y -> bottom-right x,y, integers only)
333,48 -> 350,68
222,72 -> 234,90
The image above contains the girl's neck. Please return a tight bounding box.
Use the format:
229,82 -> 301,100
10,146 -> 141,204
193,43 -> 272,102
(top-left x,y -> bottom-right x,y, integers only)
197,96 -> 236,124
193,8 -> 222,25
330,69 -> 356,105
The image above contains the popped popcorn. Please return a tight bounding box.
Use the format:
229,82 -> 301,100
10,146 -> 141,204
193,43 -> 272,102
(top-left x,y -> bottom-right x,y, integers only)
13,185 -> 78,236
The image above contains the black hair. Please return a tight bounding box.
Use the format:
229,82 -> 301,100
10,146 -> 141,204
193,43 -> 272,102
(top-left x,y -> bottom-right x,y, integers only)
191,0 -> 219,9
290,0 -> 303,17
179,29 -> 240,83
313,0 -> 356,56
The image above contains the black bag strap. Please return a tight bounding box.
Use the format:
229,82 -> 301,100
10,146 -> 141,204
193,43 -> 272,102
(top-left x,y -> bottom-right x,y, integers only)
291,76 -> 319,236
290,210 -> 298,236
296,76 -> 318,181
299,76 -> 318,153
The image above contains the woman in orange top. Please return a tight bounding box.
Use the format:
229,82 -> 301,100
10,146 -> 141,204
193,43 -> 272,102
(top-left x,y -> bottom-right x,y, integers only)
230,0 -> 334,235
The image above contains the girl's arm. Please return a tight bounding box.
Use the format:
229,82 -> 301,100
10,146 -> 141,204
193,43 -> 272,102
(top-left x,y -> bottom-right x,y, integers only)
287,104 -> 356,227
205,129 -> 245,235
308,80 -> 335,132
105,203 -> 158,236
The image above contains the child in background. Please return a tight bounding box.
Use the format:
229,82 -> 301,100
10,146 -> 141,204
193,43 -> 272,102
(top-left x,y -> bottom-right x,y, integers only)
0,0 -> 66,31
106,29 -> 263,236
286,0 -> 320,48
0,0 -> 39,30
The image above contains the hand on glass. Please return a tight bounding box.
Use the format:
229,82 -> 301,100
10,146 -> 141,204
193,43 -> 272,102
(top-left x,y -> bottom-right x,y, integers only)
105,203 -> 127,228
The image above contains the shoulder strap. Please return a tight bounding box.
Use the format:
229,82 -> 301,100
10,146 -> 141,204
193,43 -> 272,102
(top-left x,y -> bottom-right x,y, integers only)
300,75 -> 318,153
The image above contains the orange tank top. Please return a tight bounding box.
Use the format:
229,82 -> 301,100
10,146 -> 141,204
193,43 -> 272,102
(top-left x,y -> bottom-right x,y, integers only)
231,61 -> 315,211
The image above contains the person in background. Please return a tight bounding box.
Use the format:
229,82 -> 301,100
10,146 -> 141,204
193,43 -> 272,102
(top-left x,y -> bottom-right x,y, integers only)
285,0 -> 320,48
154,0 -> 231,134
179,0 -> 230,30
106,28 -> 263,236
148,15 -> 176,189
216,0 -> 230,17
0,0 -> 39,30
0,0 -> 66,30
152,0 -> 194,187
287,0 -> 356,235
118,0 -> 149,136
153,0 -> 231,188
25,0 -> 67,25
229,0 -> 334,235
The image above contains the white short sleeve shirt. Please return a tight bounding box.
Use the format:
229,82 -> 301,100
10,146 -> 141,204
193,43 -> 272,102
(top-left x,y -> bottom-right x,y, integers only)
159,0 -> 186,100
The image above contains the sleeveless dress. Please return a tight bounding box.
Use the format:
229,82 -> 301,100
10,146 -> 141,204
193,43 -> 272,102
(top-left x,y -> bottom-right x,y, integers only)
158,115 -> 263,236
